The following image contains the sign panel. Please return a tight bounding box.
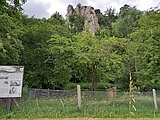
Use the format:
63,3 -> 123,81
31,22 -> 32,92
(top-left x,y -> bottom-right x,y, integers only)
0,66 -> 24,98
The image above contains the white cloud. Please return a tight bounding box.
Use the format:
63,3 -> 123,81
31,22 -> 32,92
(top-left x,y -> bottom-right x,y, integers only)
137,0 -> 158,10
47,0 -> 67,17
22,0 -> 159,18
47,0 -> 90,17
23,0 -> 51,18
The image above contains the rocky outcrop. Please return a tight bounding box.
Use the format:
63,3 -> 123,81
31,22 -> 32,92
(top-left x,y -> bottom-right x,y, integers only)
66,5 -> 74,23
66,4 -> 100,33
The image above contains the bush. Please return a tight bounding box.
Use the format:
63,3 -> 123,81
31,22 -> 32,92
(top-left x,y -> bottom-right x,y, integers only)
79,83 -> 92,90
96,82 -> 110,90
64,82 -> 77,90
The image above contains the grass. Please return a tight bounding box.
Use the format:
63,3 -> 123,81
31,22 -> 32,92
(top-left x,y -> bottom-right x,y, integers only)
0,91 -> 160,119
0,118 -> 160,120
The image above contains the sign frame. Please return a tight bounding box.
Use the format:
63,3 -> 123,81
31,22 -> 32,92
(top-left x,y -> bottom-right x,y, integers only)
0,66 -> 24,98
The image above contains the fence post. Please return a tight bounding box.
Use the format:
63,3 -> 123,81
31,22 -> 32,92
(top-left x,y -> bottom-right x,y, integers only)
77,85 -> 81,109
152,89 -> 158,112
6,98 -> 11,113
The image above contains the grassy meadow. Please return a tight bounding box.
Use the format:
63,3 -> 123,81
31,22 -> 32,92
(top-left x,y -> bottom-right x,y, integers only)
0,90 -> 160,119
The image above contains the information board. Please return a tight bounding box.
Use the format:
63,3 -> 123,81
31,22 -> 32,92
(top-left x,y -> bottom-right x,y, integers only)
0,66 -> 24,98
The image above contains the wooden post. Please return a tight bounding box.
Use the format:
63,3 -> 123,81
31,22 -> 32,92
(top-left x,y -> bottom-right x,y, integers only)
129,71 -> 136,116
77,85 -> 81,109
152,89 -> 158,112
6,98 -> 11,113
12,98 -> 19,108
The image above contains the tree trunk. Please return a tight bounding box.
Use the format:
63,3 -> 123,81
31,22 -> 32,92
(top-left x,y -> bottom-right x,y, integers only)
91,77 -> 95,91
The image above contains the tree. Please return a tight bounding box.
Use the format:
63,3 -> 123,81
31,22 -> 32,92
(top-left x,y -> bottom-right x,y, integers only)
128,8 -> 160,91
68,14 -> 85,33
0,14 -> 23,65
95,9 -> 107,28
112,4 -> 142,38
0,0 -> 26,18
95,28 -> 110,39
51,11 -> 65,24
47,34 -> 73,89
104,6 -> 118,28
95,7 -> 117,39
72,31 -> 102,90
71,31 -> 125,90
21,17 -> 73,89
6,0 -> 26,10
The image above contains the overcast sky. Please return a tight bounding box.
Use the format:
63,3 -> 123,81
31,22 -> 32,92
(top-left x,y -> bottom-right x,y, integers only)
22,0 -> 159,19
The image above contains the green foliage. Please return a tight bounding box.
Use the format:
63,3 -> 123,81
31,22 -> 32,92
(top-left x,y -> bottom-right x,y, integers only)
7,0 -> 26,10
64,82 -> 77,90
95,9 -> 107,28
112,4 -> 142,38
96,7 -> 117,29
0,14 -> 23,64
0,2 -> 159,91
95,28 -> 110,39
79,83 -> 92,90
21,18 -> 73,89
0,0 -> 25,19
96,82 -> 110,90
68,14 -> 85,33
71,31 -> 125,90
47,34 -> 73,88
51,11 -> 65,24
95,7 -> 117,37
104,6 -> 118,27
72,31 -> 104,90
128,9 -> 160,91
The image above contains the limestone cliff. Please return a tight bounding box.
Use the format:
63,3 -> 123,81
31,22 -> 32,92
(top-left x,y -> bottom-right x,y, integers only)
66,4 -> 100,33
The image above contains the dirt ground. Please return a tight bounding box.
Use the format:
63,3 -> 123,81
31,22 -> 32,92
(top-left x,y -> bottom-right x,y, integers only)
0,118 -> 159,120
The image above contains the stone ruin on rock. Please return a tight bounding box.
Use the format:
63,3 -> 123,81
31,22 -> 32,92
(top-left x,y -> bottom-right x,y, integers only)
66,4 -> 100,33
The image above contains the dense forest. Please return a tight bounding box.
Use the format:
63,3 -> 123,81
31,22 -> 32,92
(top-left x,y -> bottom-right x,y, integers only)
0,0 -> 160,91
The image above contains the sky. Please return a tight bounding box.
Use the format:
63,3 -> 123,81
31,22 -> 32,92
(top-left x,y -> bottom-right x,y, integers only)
22,0 -> 160,19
